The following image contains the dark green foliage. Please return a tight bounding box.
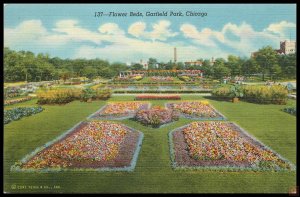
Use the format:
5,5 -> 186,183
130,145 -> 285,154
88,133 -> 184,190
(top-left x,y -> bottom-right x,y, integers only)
4,106 -> 44,124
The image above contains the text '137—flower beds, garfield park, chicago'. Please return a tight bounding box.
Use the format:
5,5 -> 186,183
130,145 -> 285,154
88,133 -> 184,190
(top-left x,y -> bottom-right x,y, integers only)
169,121 -> 295,171
11,121 -> 143,172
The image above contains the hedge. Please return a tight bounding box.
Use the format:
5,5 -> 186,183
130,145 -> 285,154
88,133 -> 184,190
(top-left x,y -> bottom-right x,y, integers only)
211,85 -> 288,104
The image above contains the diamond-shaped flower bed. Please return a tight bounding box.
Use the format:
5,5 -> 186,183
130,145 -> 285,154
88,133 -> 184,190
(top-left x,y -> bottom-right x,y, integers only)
134,106 -> 180,128
166,101 -> 226,120
11,121 -> 143,172
88,101 -> 151,120
169,121 -> 295,171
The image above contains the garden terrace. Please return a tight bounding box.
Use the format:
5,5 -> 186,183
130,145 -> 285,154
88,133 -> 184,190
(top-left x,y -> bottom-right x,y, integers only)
12,121 -> 143,172
166,101 -> 226,120
4,95 -> 296,193
170,121 -> 295,171
88,101 -> 150,120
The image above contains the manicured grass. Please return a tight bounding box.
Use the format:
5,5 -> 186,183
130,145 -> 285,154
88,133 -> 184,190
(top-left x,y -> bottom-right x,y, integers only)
4,95 -> 296,193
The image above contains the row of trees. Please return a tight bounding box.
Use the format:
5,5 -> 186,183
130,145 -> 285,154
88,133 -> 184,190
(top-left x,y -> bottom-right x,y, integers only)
200,46 -> 296,81
130,47 -> 296,81
4,46 -> 296,82
4,47 -> 128,82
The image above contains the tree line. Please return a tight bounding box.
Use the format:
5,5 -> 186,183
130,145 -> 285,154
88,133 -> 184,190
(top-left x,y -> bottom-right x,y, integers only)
4,46 -> 296,82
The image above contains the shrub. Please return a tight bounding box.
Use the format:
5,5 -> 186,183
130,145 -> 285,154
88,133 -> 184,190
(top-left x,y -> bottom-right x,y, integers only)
93,88 -> 111,100
178,76 -> 191,82
132,76 -> 143,81
135,106 -> 179,128
211,85 -> 231,98
37,88 -> 82,104
81,88 -> 96,102
229,85 -> 244,98
4,106 -> 44,124
283,107 -> 296,116
243,85 -> 288,104
212,85 -> 288,104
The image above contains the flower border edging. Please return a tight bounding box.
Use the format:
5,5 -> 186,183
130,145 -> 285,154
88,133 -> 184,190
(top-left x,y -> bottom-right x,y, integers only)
165,102 -> 227,121
10,121 -> 144,173
168,121 -> 296,172
87,103 -> 151,120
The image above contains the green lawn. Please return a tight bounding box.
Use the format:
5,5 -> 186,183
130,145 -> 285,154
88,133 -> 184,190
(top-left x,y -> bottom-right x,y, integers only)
4,95 -> 296,193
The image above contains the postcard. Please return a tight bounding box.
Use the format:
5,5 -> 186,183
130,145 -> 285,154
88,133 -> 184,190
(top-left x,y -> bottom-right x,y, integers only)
4,3 -> 297,194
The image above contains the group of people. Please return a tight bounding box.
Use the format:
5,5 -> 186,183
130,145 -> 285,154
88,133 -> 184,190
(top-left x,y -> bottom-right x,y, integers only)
22,121 -> 129,169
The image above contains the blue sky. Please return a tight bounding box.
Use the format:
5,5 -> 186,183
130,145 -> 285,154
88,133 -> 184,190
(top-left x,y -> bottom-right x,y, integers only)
4,4 -> 296,63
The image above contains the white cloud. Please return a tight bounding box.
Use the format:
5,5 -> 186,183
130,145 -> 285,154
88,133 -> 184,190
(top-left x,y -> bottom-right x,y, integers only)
51,20 -> 105,44
4,19 -> 296,62
98,23 -> 125,35
128,21 -> 146,37
264,20 -> 296,37
180,24 -> 224,47
4,20 -> 47,47
180,21 -> 296,56
128,20 -> 178,41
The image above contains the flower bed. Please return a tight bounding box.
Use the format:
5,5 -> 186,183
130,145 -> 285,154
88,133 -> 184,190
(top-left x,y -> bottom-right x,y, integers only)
135,106 -> 179,128
12,121 -> 143,172
4,96 -> 32,106
4,106 -> 44,124
135,94 -> 181,100
166,101 -> 226,120
169,121 -> 295,171
150,76 -> 174,82
88,102 -> 150,120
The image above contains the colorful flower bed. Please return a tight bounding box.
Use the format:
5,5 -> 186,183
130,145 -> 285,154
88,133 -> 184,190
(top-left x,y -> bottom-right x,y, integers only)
4,96 -> 32,106
13,121 -> 143,171
135,94 -> 181,100
166,101 -> 225,120
135,106 -> 179,128
150,76 -> 174,82
4,106 -> 44,124
88,102 -> 150,120
170,121 -> 294,171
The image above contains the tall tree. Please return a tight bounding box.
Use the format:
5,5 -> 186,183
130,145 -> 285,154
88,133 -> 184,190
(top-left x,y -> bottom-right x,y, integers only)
254,46 -> 278,81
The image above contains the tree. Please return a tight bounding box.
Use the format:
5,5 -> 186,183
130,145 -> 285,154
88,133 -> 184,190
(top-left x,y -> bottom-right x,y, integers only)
130,63 -> 144,70
269,64 -> 282,81
201,59 -> 214,78
277,53 -> 296,79
226,55 -> 241,76
82,66 -> 98,80
213,65 -> 230,80
241,58 -> 260,77
254,46 -> 278,81
148,58 -> 158,70
212,58 -> 230,80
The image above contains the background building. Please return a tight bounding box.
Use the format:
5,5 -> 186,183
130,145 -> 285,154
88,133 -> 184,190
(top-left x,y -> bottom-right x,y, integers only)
251,40 -> 296,57
279,40 -> 296,55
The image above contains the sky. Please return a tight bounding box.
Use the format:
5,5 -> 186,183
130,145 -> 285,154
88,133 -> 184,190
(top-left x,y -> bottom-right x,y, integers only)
4,4 -> 296,64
